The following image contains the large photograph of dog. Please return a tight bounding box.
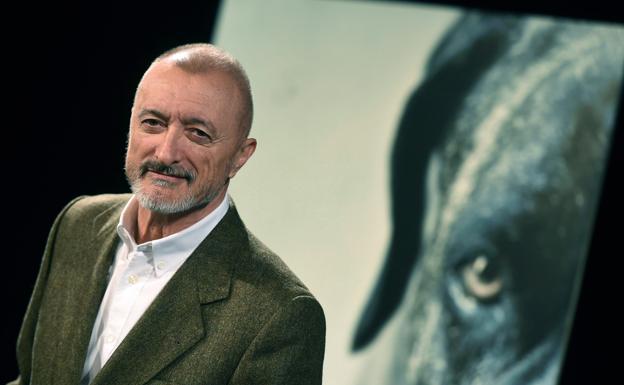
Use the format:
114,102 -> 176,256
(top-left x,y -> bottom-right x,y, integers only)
215,1 -> 624,384
351,12 -> 623,385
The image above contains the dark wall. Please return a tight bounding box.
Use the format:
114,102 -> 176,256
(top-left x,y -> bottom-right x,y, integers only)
3,1 -> 620,383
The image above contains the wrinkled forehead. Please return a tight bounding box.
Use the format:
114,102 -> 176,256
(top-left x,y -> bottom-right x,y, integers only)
133,61 -> 244,131
136,61 -> 240,103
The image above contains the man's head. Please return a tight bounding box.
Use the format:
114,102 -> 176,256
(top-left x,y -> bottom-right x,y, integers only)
125,43 -> 256,215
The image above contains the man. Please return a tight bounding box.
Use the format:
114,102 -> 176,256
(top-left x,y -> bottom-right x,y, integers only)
10,43 -> 326,385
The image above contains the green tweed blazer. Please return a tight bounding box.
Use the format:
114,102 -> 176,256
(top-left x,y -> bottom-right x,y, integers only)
10,194 -> 326,385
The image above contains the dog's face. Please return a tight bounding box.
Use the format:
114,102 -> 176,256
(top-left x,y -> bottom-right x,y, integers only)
353,14 -> 623,385
393,112 -> 593,384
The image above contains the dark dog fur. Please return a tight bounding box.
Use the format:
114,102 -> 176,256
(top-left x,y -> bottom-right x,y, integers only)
353,12 -> 624,385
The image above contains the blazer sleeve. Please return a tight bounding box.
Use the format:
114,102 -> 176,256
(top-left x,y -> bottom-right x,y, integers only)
228,295 -> 326,385
8,196 -> 86,385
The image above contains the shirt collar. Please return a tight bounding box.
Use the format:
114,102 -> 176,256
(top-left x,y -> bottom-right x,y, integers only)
116,194 -> 230,277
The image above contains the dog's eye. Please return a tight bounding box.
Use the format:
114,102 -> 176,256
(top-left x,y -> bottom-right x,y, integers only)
461,254 -> 503,301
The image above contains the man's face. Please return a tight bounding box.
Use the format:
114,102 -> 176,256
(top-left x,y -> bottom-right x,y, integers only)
125,61 -> 255,214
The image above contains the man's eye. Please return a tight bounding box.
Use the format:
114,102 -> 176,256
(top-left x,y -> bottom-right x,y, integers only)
190,128 -> 211,140
142,119 -> 162,127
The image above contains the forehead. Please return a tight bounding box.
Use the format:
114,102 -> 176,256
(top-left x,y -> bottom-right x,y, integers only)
134,62 -> 241,128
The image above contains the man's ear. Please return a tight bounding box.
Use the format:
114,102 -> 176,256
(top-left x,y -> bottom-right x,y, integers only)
229,138 -> 257,178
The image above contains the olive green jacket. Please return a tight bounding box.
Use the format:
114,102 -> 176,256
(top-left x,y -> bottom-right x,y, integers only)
10,194 -> 325,385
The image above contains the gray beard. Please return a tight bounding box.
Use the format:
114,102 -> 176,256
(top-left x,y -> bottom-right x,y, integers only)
130,178 -> 222,215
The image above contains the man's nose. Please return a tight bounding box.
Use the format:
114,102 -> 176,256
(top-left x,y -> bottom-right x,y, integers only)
154,126 -> 183,164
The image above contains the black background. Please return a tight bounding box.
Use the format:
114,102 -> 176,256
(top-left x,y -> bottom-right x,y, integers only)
2,1 -> 621,383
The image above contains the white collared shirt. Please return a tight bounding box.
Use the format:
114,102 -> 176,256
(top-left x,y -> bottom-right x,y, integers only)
80,195 -> 229,384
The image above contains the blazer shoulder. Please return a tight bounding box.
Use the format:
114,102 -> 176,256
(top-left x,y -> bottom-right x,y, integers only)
56,193 -> 131,235
237,229 -> 318,307
66,193 -> 131,215
62,193 -> 130,221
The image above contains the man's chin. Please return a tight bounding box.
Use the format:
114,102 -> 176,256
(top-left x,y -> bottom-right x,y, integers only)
135,191 -> 192,215
135,188 -> 219,216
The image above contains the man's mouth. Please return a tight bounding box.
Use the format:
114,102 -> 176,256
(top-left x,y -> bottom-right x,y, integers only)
146,170 -> 187,182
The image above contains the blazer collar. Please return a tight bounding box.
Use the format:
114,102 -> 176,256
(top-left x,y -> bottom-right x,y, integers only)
90,197 -> 248,385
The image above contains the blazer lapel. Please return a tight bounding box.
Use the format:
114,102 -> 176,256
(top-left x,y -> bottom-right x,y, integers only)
41,200 -> 124,385
90,201 -> 247,385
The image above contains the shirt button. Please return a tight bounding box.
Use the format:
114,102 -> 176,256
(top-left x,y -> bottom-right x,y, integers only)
104,335 -> 115,344
157,261 -> 166,270
128,274 -> 138,284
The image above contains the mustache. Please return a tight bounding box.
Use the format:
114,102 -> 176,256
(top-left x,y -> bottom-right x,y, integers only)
139,159 -> 196,182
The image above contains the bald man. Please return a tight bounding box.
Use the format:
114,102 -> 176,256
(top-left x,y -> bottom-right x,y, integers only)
10,44 -> 325,385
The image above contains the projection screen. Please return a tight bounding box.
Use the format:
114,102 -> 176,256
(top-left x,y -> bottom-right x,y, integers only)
214,1 -> 624,384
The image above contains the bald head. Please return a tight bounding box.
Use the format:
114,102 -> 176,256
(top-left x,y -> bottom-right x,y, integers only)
142,43 -> 254,138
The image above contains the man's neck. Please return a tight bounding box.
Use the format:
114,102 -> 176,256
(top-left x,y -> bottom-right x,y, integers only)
134,191 -> 227,244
